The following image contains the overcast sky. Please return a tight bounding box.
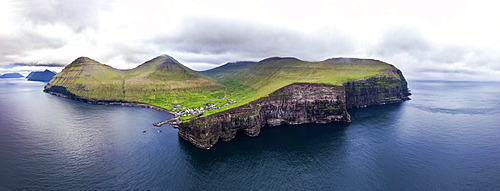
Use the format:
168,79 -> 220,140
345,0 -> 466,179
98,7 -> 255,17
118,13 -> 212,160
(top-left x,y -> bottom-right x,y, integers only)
1,0 -> 499,81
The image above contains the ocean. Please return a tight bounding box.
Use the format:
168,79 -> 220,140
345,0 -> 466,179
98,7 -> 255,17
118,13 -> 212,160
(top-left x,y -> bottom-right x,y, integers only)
0,78 -> 499,190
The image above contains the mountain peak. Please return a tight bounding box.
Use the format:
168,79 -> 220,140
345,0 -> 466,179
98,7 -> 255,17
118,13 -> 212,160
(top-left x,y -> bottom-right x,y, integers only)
65,56 -> 114,70
148,54 -> 179,63
157,54 -> 174,59
68,57 -> 104,67
73,57 -> 98,63
137,54 -> 186,70
130,55 -> 201,81
259,57 -> 300,63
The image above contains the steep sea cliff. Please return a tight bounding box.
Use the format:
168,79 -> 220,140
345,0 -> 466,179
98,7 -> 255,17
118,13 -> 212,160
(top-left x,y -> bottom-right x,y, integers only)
345,69 -> 410,108
178,70 -> 410,149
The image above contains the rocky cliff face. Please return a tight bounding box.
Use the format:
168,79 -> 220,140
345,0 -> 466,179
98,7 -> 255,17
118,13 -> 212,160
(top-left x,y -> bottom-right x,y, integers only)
178,83 -> 351,149
344,69 -> 411,108
178,69 -> 411,149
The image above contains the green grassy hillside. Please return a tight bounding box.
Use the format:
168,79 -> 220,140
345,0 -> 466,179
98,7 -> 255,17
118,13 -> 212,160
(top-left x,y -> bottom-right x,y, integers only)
46,55 -> 402,120
199,57 -> 399,115
199,61 -> 257,80
46,57 -> 125,99
46,55 -> 229,117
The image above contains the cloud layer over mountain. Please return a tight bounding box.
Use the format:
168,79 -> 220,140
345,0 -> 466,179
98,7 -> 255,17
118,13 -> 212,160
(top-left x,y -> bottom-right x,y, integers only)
1,0 -> 499,81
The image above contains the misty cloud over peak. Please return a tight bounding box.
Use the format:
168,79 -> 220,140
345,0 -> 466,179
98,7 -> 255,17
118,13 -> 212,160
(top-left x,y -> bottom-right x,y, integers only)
150,16 -> 356,63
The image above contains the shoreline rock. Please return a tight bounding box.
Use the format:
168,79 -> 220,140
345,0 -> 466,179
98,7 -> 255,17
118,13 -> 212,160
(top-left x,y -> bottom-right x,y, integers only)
154,118 -> 181,127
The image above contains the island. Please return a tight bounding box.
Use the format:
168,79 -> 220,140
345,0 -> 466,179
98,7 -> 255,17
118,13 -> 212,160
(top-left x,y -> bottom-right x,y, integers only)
26,69 -> 57,82
44,55 -> 411,149
0,73 -> 24,78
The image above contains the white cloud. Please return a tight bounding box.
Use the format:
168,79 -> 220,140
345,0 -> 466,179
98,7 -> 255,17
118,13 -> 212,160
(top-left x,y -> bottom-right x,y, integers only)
0,65 -> 63,76
366,24 -> 500,81
0,0 -> 499,81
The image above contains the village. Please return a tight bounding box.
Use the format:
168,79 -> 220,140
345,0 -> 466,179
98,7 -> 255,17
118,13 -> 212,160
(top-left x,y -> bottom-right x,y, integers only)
170,99 -> 237,117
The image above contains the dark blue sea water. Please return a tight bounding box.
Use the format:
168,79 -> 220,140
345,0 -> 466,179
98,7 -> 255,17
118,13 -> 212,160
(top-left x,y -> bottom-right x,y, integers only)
0,78 -> 499,190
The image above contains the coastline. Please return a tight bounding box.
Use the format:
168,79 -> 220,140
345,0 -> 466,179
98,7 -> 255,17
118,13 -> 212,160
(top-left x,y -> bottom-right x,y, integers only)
43,89 -> 177,126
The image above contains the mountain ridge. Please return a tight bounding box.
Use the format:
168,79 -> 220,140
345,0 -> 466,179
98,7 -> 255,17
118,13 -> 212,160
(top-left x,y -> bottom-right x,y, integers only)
44,54 -> 411,149
45,55 -> 227,115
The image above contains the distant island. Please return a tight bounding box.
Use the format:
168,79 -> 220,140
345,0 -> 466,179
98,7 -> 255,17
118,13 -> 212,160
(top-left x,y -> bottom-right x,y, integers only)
27,70 -> 57,82
0,73 -> 24,78
44,55 -> 411,149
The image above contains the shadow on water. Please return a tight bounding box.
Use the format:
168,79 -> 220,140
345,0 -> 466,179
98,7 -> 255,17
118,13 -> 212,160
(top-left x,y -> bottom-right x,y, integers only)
176,122 -> 353,189
178,102 -> 408,164
179,122 -> 350,159
175,101 -> 410,190
349,102 -> 407,125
